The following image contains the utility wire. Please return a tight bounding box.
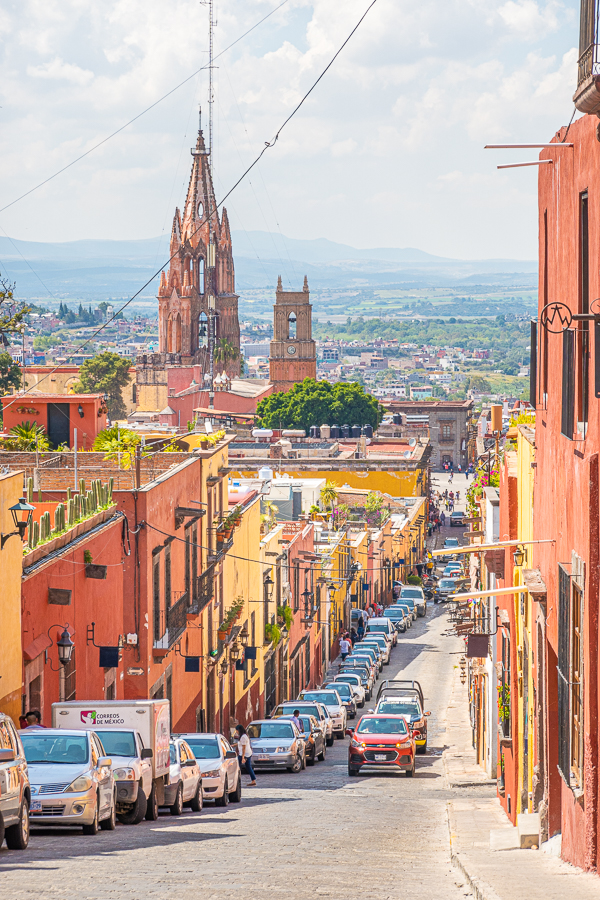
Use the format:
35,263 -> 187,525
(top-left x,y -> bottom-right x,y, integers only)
0,0 -> 292,218
2,0 -> 379,413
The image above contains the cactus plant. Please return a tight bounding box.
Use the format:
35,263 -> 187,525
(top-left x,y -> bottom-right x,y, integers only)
26,477 -> 33,502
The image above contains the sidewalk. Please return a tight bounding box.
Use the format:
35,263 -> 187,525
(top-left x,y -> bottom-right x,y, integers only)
444,666 -> 600,900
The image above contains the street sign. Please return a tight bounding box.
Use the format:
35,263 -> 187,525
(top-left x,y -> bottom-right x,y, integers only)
127,667 -> 144,676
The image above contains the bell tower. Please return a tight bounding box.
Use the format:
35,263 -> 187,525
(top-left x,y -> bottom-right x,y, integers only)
269,276 -> 317,392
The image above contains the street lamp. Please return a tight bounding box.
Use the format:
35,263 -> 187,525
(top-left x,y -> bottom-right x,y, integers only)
239,624 -> 249,647
46,624 -> 75,668
1,497 -> 34,549
263,573 -> 274,599
513,546 -> 525,567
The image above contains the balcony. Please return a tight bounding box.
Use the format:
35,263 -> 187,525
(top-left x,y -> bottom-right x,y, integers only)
192,565 -> 215,615
208,536 -> 233,564
574,1 -> 600,114
153,592 -> 189,653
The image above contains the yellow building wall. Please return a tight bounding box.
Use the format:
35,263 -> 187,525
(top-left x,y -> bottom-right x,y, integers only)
0,471 -> 27,726
24,367 -> 137,413
236,467 -> 423,497
513,425 -> 535,815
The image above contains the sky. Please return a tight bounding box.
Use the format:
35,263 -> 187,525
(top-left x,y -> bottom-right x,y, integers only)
0,0 -> 581,261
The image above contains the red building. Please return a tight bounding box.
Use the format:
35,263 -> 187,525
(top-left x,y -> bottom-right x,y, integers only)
2,393 -> 107,449
533,111 -> 600,869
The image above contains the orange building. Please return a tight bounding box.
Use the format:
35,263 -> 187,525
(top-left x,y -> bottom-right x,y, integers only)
1,393 -> 108,449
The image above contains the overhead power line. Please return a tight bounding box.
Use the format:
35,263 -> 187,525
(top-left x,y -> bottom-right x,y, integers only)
2,0 -> 379,411
0,0 -> 292,217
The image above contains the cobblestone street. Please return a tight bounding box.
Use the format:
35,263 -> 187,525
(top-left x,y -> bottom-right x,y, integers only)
0,606 -> 476,900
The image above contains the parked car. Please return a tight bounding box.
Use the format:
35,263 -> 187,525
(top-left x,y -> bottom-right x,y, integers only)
432,577 -> 462,603
272,702 -> 333,746
298,690 -> 347,738
354,641 -> 384,671
347,652 -> 378,684
174,733 -> 241,806
339,663 -> 373,700
0,712 -> 30,850
246,720 -> 306,772
332,673 -> 366,708
449,511 -> 464,527
399,585 -> 427,617
346,714 -> 417,777
279,715 -> 326,764
443,563 -> 463,578
358,635 -> 391,665
443,537 -> 460,553
20,728 -> 116,834
383,606 -> 410,632
366,617 -> 398,646
322,681 -> 357,718
351,645 -> 382,674
375,680 -> 430,754
161,738 -> 202,815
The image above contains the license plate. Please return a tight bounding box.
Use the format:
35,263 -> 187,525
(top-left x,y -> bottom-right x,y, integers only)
374,754 -> 387,761
258,755 -> 270,762
31,800 -> 42,812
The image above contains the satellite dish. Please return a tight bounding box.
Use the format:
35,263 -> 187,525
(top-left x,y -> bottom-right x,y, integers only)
403,450 -> 411,458
409,438 -> 417,448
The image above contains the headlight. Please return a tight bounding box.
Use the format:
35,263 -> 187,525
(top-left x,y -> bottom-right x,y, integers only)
203,769 -> 221,778
350,739 -> 365,749
113,767 -> 135,780
65,774 -> 93,793
275,745 -> 293,753
396,742 -> 411,750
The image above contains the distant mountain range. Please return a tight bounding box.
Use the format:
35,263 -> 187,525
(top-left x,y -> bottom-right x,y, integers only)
0,231 -> 537,303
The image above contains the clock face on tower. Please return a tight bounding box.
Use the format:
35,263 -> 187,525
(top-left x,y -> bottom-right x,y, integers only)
287,345 -> 297,355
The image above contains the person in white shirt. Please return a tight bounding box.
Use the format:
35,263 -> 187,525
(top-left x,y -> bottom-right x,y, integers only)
235,724 -> 257,786
339,636 -> 351,661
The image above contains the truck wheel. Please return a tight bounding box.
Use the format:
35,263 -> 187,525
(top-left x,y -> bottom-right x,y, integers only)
170,784 -> 184,816
190,780 -> 203,812
5,800 -> 29,849
100,793 -> 117,830
326,735 -> 334,747
145,784 -> 158,821
215,777 -> 229,806
118,787 -> 147,825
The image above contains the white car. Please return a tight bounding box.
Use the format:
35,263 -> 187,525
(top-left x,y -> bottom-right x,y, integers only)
298,690 -> 347,739
359,636 -> 391,665
174,733 -> 242,806
366,617 -> 398,646
333,673 -> 366,708
162,738 -> 202,815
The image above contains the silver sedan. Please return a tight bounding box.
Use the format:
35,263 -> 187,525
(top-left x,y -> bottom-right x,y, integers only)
162,739 -> 202,815
247,720 -> 306,772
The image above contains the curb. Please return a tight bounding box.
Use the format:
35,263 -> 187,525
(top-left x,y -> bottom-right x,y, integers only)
446,805 -> 504,900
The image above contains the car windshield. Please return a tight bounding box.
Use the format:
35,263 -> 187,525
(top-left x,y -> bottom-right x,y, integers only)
324,683 -> 351,699
356,717 -> 408,735
280,716 -> 311,732
97,731 -> 136,758
451,512 -> 462,518
20,733 -> 89,765
299,692 -> 339,705
439,579 -> 458,589
276,704 -> 321,719
378,700 -> 421,716
445,539 -> 459,547
367,624 -> 388,632
248,723 -> 294,739
185,738 -> 220,759
400,589 -> 422,598
335,675 -> 360,686
385,609 -> 404,617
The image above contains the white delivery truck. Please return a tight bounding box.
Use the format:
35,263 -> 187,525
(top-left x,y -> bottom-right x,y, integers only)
52,699 -> 170,824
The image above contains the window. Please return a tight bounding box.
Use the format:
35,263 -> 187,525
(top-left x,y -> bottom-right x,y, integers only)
542,209 -> 549,407
153,555 -> 161,643
293,562 -> 300,612
185,526 -> 191,601
305,636 -> 311,688
561,329 -> 575,439
579,192 -> 589,434
571,584 -> 584,784
557,564 -> 572,784
191,524 -> 198,604
288,312 -> 296,339
198,258 -> 205,294
500,632 -> 511,739
165,545 -> 172,612
198,311 -> 208,348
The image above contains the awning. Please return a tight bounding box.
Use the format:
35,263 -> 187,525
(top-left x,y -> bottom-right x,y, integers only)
451,586 -> 528,602
23,634 -> 52,661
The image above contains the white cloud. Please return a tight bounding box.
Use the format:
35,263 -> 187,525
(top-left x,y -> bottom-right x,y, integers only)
0,0 -> 583,261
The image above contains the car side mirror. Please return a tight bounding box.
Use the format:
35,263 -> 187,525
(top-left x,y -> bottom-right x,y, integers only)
345,728 -> 354,737
98,756 -> 112,768
425,711 -> 431,716
184,759 -> 197,767
0,748 -> 16,762
225,750 -> 237,760
141,747 -> 153,759
412,731 -> 419,739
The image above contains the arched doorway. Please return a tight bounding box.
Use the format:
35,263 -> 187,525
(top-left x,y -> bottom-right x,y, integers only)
288,312 -> 296,339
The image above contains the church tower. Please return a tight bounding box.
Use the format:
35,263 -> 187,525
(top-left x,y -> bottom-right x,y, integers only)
157,125 -> 240,373
269,276 -> 317,392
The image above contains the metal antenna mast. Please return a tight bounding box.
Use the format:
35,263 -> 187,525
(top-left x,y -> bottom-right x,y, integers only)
208,0 -> 214,177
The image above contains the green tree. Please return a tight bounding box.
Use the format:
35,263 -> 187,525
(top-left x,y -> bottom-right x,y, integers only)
214,338 -> 240,367
73,352 -> 131,419
256,379 -> 384,431
7,421 -> 50,451
0,351 -> 22,395
0,273 -> 29,340
466,375 -> 492,394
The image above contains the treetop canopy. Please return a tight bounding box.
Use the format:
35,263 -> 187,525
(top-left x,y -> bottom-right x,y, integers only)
256,379 -> 384,431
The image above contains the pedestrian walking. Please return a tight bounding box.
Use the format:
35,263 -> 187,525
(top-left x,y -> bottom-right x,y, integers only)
449,472 -> 453,483
456,491 -> 460,502
357,619 -> 365,640
350,627 -> 358,646
440,511 -> 446,526
235,724 -> 257,786
339,635 -> 351,661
